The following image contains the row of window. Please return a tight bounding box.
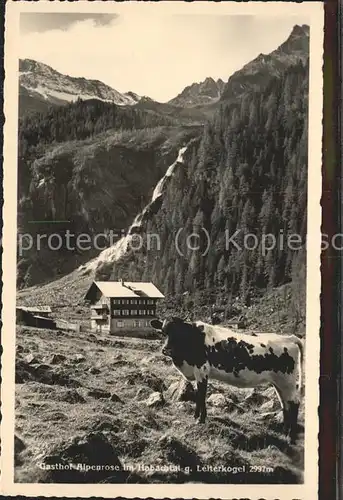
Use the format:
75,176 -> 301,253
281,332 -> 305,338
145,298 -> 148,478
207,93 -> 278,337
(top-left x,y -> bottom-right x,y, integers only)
112,298 -> 155,305
116,320 -> 150,328
112,309 -> 155,316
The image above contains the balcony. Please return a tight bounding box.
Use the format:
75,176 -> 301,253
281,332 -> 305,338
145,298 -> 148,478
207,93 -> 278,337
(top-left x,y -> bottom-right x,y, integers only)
91,314 -> 108,321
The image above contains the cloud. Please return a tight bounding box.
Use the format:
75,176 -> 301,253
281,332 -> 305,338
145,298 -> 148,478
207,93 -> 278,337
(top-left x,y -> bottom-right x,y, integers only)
20,13 -> 118,34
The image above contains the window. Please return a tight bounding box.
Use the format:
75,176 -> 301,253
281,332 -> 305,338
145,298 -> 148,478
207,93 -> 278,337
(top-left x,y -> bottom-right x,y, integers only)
112,309 -> 121,316
147,299 -> 154,305
139,310 -> 146,315
131,309 -> 137,315
133,320 -> 139,327
112,299 -> 121,305
131,299 -> 138,305
117,320 -> 124,327
122,310 -> 130,316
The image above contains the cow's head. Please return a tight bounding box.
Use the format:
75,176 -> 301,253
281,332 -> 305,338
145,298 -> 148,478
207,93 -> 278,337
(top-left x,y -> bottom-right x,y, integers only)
150,317 -> 205,360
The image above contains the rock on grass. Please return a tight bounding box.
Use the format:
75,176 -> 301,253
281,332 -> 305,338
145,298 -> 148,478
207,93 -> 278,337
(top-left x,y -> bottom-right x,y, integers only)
71,354 -> 86,363
110,393 -> 122,403
145,392 -> 164,408
126,369 -> 166,392
164,379 -> 196,403
15,360 -> 81,387
207,393 -> 227,407
88,367 -> 101,375
24,353 -> 40,364
46,354 -> 67,365
38,432 -> 126,483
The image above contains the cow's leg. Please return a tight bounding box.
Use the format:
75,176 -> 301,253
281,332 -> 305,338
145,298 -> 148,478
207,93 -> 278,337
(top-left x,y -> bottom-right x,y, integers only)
273,385 -> 291,436
194,388 -> 201,420
288,400 -> 300,444
193,364 -> 209,424
272,379 -> 300,443
196,376 -> 208,424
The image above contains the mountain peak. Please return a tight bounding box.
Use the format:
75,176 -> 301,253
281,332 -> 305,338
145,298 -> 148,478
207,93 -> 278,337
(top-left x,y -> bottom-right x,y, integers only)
275,23 -> 310,56
290,24 -> 310,38
203,76 -> 216,85
168,76 -> 224,108
19,58 -> 143,115
219,24 -> 309,102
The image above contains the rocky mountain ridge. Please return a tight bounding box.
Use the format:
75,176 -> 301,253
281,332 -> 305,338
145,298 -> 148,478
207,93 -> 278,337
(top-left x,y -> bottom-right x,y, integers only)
168,77 -> 225,108
220,24 -> 309,101
19,58 -> 142,116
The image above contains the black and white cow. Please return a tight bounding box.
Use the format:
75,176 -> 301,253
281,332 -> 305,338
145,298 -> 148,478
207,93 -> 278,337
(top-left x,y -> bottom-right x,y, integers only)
151,317 -> 304,444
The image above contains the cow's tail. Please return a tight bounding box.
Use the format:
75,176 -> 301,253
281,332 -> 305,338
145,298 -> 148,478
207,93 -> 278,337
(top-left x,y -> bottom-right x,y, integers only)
293,335 -> 305,395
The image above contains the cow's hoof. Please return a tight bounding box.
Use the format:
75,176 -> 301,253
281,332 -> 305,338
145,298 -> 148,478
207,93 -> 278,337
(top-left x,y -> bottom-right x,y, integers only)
194,417 -> 205,425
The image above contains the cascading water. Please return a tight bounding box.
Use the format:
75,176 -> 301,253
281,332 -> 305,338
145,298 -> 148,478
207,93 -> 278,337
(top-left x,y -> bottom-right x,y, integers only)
80,145 -> 188,273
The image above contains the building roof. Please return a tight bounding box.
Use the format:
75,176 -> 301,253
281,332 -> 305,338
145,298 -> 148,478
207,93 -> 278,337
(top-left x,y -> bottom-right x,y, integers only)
16,306 -> 52,313
33,315 -> 56,322
85,281 -> 165,301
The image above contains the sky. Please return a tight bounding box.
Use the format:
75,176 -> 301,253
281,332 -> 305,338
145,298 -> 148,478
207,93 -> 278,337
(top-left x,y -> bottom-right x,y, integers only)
19,12 -> 309,102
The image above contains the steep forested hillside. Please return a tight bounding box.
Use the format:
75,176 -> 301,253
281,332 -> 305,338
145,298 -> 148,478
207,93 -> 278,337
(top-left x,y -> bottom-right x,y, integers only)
18,99 -> 201,199
17,98 -> 201,287
101,60 -> 308,332
19,99 -> 176,162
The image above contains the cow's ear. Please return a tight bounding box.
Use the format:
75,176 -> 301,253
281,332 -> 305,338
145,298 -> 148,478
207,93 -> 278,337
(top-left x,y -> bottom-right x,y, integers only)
150,319 -> 163,331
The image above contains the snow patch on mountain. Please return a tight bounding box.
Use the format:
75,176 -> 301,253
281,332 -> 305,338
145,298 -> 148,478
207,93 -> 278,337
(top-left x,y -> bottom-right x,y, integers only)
19,58 -> 142,107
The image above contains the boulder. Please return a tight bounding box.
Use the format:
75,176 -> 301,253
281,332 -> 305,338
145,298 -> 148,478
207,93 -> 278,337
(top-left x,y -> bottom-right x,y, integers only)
33,364 -> 81,388
24,353 -> 39,364
72,354 -> 86,363
135,386 -> 154,400
15,360 -> 34,383
146,392 -> 164,408
47,353 -> 67,365
88,367 -> 101,375
165,379 -> 196,403
110,393 -> 122,403
207,393 -> 227,407
41,432 -> 125,483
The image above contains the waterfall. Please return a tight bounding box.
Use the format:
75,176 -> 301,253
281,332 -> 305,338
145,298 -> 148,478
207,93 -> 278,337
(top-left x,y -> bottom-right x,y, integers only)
80,145 -> 188,273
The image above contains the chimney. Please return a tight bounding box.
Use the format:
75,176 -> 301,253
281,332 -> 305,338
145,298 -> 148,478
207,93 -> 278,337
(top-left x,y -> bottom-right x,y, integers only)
121,278 -> 125,287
